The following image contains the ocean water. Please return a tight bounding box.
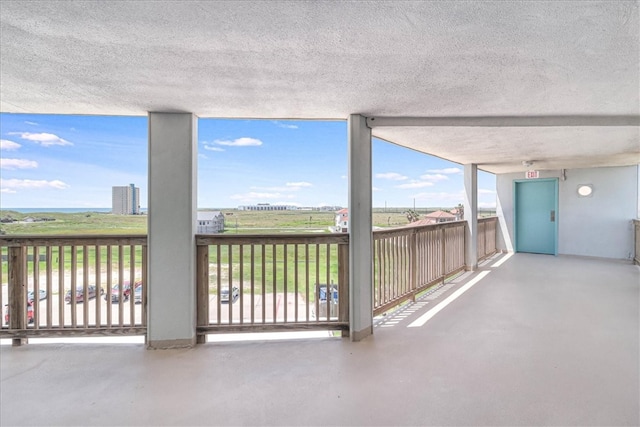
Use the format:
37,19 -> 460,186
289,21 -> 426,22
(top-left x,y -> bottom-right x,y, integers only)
1,208 -> 148,214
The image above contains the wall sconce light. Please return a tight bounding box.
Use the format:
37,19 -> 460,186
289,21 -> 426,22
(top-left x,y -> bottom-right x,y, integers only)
577,184 -> 593,197
522,160 -> 534,168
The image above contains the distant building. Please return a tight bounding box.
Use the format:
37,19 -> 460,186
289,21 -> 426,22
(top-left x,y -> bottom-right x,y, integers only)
406,211 -> 457,227
238,203 -> 296,211
406,218 -> 438,227
112,184 -> 140,215
424,210 -> 456,223
335,208 -> 348,232
197,211 -> 225,234
317,205 -> 343,212
450,207 -> 463,221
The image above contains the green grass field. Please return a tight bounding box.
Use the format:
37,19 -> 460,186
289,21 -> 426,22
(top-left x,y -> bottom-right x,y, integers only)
0,207 -> 495,236
208,243 -> 339,300
0,211 -> 148,235
1,207 -> 494,302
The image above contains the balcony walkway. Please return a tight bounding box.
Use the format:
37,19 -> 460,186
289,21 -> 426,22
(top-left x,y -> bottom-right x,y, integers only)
2,253 -> 638,426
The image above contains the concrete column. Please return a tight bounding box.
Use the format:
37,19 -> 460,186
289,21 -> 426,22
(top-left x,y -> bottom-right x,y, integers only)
348,114 -> 373,341
464,164 -> 478,270
147,113 -> 198,349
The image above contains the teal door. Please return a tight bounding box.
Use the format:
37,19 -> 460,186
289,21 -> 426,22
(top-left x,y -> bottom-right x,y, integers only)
515,179 -> 558,255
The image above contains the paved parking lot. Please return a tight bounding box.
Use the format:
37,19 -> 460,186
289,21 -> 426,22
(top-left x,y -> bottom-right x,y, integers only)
2,289 -> 143,327
209,291 -> 325,323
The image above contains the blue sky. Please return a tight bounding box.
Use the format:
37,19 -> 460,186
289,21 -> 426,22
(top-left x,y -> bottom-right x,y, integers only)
0,114 -> 496,209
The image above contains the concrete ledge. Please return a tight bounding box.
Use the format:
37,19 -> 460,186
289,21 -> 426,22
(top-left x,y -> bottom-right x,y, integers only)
147,337 -> 196,349
350,326 -> 372,342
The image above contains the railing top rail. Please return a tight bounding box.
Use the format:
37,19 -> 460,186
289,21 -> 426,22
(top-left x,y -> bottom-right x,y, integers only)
196,233 -> 349,246
0,234 -> 147,247
478,216 -> 498,223
373,220 -> 466,239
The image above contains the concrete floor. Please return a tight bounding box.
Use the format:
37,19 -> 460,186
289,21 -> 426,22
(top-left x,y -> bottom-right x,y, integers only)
2,253 -> 638,426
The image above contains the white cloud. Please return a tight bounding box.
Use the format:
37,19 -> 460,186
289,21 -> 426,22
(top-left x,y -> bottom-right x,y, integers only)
395,181 -> 435,189
0,139 -> 21,150
376,172 -> 408,181
272,121 -> 298,129
426,168 -> 462,174
373,186 -> 382,191
203,145 -> 225,152
9,132 -> 72,147
1,178 -> 70,190
198,153 -> 208,159
286,181 -> 312,188
419,173 -> 449,182
213,137 -> 263,147
1,188 -> 17,194
24,121 -> 38,126
1,158 -> 38,170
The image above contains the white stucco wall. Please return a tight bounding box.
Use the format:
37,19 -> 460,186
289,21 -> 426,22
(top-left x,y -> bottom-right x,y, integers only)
496,165 -> 639,260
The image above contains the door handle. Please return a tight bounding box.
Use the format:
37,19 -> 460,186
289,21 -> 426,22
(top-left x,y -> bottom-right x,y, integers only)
550,210 -> 555,222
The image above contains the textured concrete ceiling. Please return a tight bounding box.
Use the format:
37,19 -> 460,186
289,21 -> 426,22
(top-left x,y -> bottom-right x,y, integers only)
1,1 -> 638,173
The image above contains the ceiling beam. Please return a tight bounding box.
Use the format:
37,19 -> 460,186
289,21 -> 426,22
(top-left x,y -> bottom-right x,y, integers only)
366,115 -> 640,128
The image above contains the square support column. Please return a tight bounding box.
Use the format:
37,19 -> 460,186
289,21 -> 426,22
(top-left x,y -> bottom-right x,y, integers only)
147,113 -> 198,349
348,114 -> 373,341
464,163 -> 478,270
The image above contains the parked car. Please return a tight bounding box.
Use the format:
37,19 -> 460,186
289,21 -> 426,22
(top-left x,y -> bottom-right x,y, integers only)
27,289 -> 47,303
4,302 -> 34,325
317,284 -> 339,318
318,284 -> 339,302
65,285 -> 104,303
220,286 -> 239,303
105,284 -> 128,303
104,281 -> 142,303
134,285 -> 143,304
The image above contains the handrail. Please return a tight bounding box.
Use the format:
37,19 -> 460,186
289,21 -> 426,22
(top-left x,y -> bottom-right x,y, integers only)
477,217 -> 498,261
1,218 -> 500,344
634,219 -> 640,265
372,220 -> 466,239
0,235 -> 147,247
1,235 -> 147,345
195,233 -> 349,343
372,220 -> 467,316
196,233 -> 348,245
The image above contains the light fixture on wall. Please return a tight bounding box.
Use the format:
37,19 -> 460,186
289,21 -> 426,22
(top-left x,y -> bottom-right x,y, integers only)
577,184 -> 593,197
522,160 -> 534,168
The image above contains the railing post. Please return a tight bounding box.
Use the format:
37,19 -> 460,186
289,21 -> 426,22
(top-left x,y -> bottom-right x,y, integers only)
632,219 -> 640,265
409,231 -> 417,302
141,244 -> 148,331
338,242 -> 350,338
484,221 -> 488,257
8,246 -> 27,346
440,227 -> 446,283
196,243 -> 209,344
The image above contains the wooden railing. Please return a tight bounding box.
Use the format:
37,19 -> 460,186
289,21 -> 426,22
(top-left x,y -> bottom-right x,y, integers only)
634,220 -> 640,265
0,235 -> 147,345
477,217 -> 498,261
195,234 -> 349,342
372,221 -> 466,316
1,220 -> 498,344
